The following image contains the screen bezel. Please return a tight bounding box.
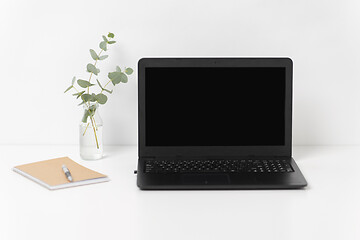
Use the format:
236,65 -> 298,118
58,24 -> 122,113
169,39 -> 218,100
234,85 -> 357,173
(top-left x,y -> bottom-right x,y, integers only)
138,58 -> 293,158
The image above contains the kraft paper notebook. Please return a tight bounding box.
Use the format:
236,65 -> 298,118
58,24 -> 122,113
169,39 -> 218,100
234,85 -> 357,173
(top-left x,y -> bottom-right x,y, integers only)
13,157 -> 110,190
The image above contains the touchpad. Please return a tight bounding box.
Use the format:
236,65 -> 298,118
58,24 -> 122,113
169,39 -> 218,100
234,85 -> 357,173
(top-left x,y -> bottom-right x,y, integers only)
181,174 -> 230,185
181,174 -> 206,184
205,174 -> 230,184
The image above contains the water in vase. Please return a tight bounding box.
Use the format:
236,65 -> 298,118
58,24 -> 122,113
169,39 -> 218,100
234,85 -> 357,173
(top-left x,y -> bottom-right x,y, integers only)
79,123 -> 103,160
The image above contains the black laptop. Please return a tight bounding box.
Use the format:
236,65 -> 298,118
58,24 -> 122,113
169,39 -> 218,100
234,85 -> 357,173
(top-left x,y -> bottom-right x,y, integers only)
137,58 -> 307,190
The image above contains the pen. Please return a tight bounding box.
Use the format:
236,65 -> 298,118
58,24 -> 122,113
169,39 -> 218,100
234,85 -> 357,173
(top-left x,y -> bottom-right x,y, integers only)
62,164 -> 73,182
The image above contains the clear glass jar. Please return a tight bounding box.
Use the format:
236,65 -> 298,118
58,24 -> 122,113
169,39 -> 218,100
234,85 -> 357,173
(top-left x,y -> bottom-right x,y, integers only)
79,102 -> 103,160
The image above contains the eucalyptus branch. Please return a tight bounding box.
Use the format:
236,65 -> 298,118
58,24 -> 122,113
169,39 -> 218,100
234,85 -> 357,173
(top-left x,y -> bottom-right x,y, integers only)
64,32 -> 133,148
87,49 -> 104,94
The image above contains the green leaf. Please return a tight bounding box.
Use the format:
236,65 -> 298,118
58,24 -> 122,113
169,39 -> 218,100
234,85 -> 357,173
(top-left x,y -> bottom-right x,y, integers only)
72,90 -> 85,99
108,71 -> 121,85
96,79 -> 103,89
64,85 -> 73,93
82,110 -> 89,123
79,90 -> 85,98
103,88 -> 113,94
86,63 -> 100,75
108,41 -> 116,44
91,94 -> 97,104
99,55 -> 108,60
108,72 -> 128,85
99,41 -> 107,51
116,66 -> 121,72
77,79 -> 95,88
96,93 -> 108,104
82,93 -> 96,102
108,32 -> 114,38
125,67 -> 133,75
89,49 -> 98,60
65,76 -> 77,93
82,94 -> 91,101
72,90 -> 85,96
119,72 -> 128,83
108,72 -> 120,86
78,101 -> 85,106
102,35 -> 108,42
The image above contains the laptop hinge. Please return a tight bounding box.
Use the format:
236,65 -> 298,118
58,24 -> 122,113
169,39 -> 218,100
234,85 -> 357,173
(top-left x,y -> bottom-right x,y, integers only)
141,156 -> 156,160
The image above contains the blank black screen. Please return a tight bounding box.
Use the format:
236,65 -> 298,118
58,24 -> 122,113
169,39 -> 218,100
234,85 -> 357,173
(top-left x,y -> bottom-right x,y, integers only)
145,67 -> 286,146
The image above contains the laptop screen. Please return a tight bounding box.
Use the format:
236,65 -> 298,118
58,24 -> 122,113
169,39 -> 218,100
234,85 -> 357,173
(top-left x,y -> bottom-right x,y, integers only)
145,67 -> 286,147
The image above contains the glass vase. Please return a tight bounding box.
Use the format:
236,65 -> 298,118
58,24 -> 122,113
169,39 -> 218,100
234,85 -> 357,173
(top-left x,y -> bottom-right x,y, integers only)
79,102 -> 103,160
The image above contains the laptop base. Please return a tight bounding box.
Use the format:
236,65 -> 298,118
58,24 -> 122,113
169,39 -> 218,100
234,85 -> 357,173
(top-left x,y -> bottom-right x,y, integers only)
137,158 -> 307,190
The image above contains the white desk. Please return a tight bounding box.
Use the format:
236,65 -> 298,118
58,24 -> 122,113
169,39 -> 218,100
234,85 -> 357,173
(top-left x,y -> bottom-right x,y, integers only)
1,145 -> 359,240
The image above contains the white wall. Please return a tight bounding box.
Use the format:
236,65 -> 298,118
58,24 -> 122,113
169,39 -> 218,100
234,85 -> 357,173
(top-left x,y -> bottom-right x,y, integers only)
1,0 -> 360,145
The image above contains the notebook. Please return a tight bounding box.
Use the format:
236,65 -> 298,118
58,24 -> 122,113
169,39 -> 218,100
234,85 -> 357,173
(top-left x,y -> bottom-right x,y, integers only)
13,157 -> 110,190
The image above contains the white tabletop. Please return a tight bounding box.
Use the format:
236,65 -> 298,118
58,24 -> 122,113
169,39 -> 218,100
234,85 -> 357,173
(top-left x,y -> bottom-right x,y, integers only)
1,145 -> 359,240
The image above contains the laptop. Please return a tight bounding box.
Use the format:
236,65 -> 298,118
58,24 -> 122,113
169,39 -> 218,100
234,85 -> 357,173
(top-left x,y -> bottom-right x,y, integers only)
137,58 -> 307,190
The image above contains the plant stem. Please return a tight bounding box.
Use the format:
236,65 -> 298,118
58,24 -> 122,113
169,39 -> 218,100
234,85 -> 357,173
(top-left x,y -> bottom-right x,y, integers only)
90,116 -> 99,149
83,122 -> 90,136
96,50 -> 104,65
87,73 -> 93,94
93,116 -> 98,131
100,80 -> 112,93
72,85 -> 80,93
87,49 -> 104,94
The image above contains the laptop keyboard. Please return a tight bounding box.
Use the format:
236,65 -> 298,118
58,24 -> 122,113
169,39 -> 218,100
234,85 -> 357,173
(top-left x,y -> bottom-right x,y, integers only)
144,159 -> 294,174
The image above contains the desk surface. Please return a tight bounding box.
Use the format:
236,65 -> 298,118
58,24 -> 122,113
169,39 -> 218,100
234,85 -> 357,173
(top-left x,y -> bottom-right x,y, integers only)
1,145 -> 359,240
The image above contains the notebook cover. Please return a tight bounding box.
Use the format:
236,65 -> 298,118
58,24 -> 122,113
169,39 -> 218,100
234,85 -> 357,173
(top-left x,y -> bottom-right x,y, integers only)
13,157 -> 108,187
